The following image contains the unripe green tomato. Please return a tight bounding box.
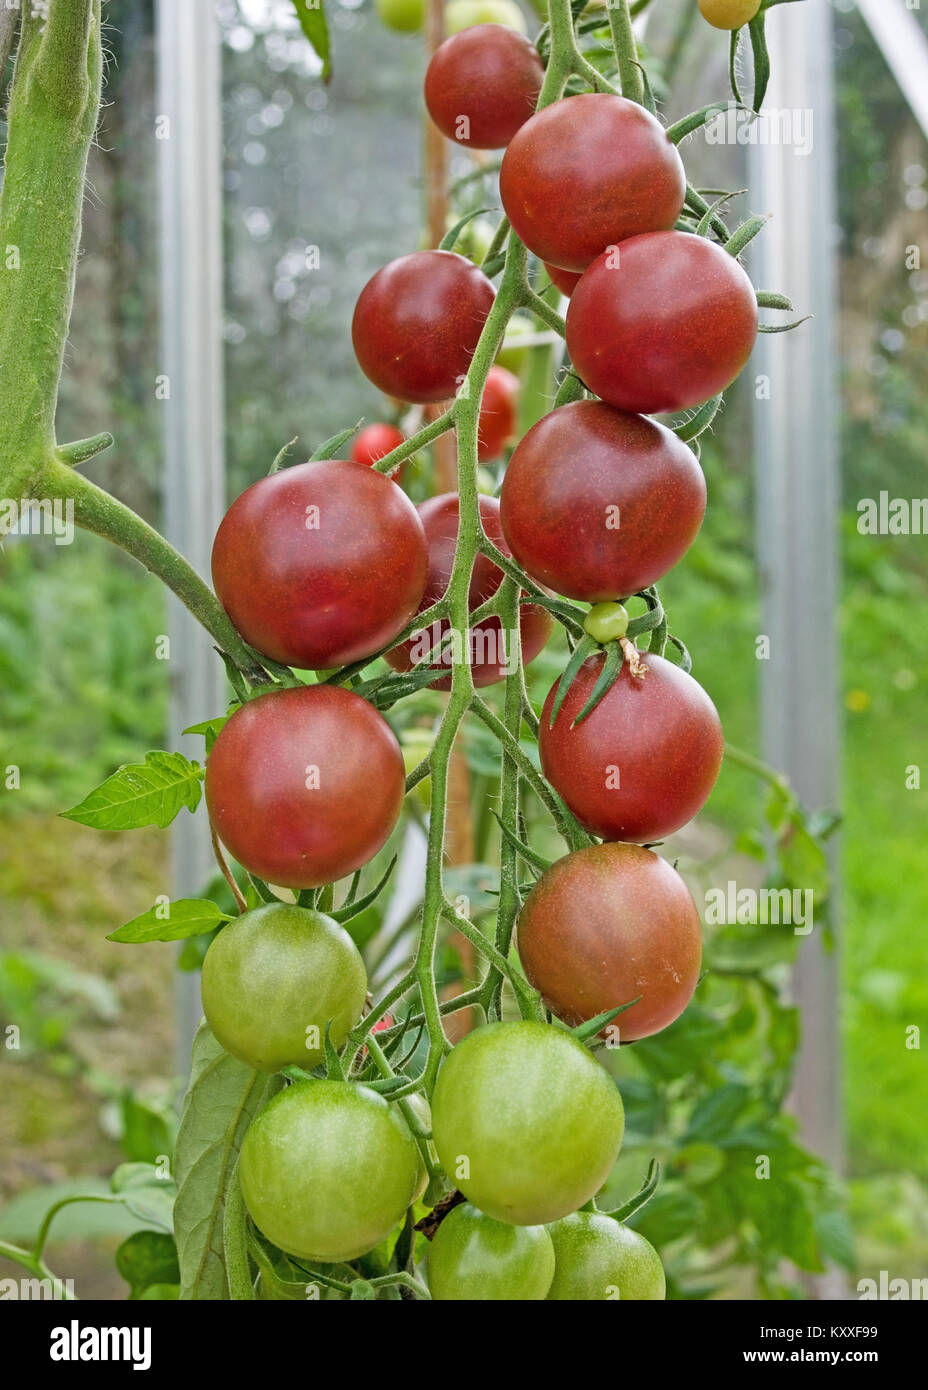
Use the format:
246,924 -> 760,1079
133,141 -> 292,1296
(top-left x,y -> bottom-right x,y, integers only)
451,215 -> 496,266
401,730 -> 433,810
698,0 -> 762,31
584,601 -> 629,645
375,0 -> 425,34
495,315 -> 534,373
201,904 -> 367,1072
546,1212 -> 666,1300
445,0 -> 527,36
427,1202 -> 556,1300
406,1091 -> 435,1202
240,1081 -> 421,1263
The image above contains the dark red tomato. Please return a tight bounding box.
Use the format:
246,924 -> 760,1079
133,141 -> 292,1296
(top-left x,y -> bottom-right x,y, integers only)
566,231 -> 759,415
385,493 -> 552,689
517,842 -> 702,1041
499,94 -> 686,273
543,262 -> 582,297
351,423 -> 405,468
539,651 -> 724,842
478,364 -> 519,461
205,685 -> 405,889
211,459 -> 427,671
499,400 -> 706,601
352,250 -> 495,404
424,24 -> 544,149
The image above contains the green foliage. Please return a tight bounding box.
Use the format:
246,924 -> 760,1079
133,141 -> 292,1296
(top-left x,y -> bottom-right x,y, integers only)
62,750 -> 203,830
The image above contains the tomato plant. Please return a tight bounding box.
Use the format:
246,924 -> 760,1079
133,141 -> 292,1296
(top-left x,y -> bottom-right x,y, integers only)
546,1212 -> 666,1301
425,25 -> 544,150
477,363 -> 520,460
499,400 -> 707,601
698,0 -> 762,31
201,903 -> 368,1072
500,94 -> 686,272
539,651 -> 725,842
205,685 -> 406,888
566,231 -> 760,415
543,261 -> 582,297
351,422 -> 406,468
445,0 -> 528,35
211,460 -> 428,670
374,0 -> 425,33
517,843 -> 703,1041
427,1201 -> 555,1300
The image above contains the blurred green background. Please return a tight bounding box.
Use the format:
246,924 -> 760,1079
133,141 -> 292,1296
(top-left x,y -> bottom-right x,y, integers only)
1,0 -> 926,1297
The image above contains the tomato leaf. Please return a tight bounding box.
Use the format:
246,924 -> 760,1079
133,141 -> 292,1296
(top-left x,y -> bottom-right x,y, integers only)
289,1 -> 331,82
62,751 -> 203,830
108,898 -> 231,944
440,207 -> 496,254
116,1230 -> 180,1300
174,1023 -> 281,1300
309,421 -> 362,462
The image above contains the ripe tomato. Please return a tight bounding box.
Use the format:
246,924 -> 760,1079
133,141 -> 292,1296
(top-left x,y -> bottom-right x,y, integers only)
375,0 -> 425,32
539,650 -> 724,842
352,250 -> 495,403
205,685 -> 405,889
516,842 -> 702,1041
499,400 -> 706,601
351,422 -> 405,469
431,1020 -> 625,1225
424,25 -> 543,150
445,0 -> 527,34
427,1202 -> 556,1300
211,460 -> 427,671
240,1081 -> 421,1263
499,94 -> 686,273
478,364 -> 519,460
201,903 -> 367,1071
385,493 -> 552,689
698,0 -> 761,30
547,1212 -> 666,1300
543,262 -> 582,297
565,231 -> 759,415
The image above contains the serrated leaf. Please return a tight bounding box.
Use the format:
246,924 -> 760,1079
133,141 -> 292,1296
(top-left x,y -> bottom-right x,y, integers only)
173,1023 -> 281,1300
62,751 -> 203,830
108,899 -> 231,944
290,0 -> 331,81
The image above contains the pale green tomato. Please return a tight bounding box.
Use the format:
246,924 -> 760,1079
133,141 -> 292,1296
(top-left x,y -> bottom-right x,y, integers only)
376,0 -> 425,34
698,0 -> 762,31
401,730 -> 433,809
547,1212 -> 666,1300
201,903 -> 367,1072
445,1 -> 528,37
584,601 -> 629,645
495,315 -> 534,373
427,1202 -> 555,1300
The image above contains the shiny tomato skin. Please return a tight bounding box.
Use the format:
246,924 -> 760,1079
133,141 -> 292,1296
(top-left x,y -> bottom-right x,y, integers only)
699,0 -> 761,30
517,842 -> 703,1041
499,400 -> 706,601
385,493 -> 552,689
478,364 -> 519,460
200,903 -> 367,1071
352,250 -> 495,403
543,262 -> 583,297
240,1080 -> 421,1264
566,231 -> 759,415
499,94 -> 686,272
424,25 -> 544,149
431,1020 -> 625,1225
539,651 -> 724,842
547,1212 -> 666,1300
205,685 -> 405,889
211,460 -> 428,670
351,422 -> 405,468
427,1202 -> 556,1300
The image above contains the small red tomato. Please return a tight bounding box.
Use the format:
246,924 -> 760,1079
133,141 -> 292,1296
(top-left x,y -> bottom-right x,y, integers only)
499,94 -> 686,273
543,262 -> 583,297
499,400 -> 706,601
205,685 -> 405,889
478,364 -> 519,461
211,460 -> 428,670
517,842 -> 703,1042
539,651 -> 724,842
351,423 -> 406,468
566,231 -> 759,415
424,24 -> 544,149
385,493 -> 552,689
352,250 -> 495,404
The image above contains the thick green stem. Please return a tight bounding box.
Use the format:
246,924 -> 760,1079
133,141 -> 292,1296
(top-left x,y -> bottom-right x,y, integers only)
608,0 -> 645,104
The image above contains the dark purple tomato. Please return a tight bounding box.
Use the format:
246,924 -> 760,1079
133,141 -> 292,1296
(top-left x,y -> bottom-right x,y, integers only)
478,364 -> 519,461
385,493 -> 553,689
424,24 -> 544,149
499,94 -> 686,272
499,400 -> 706,601
352,250 -> 495,403
539,651 -> 724,842
205,685 -> 405,889
565,231 -> 759,415
351,422 -> 406,468
543,262 -> 583,297
211,460 -> 428,671
517,842 -> 702,1041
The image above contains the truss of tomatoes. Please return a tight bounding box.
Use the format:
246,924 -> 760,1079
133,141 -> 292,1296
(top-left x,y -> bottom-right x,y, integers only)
202,22 -> 767,1297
